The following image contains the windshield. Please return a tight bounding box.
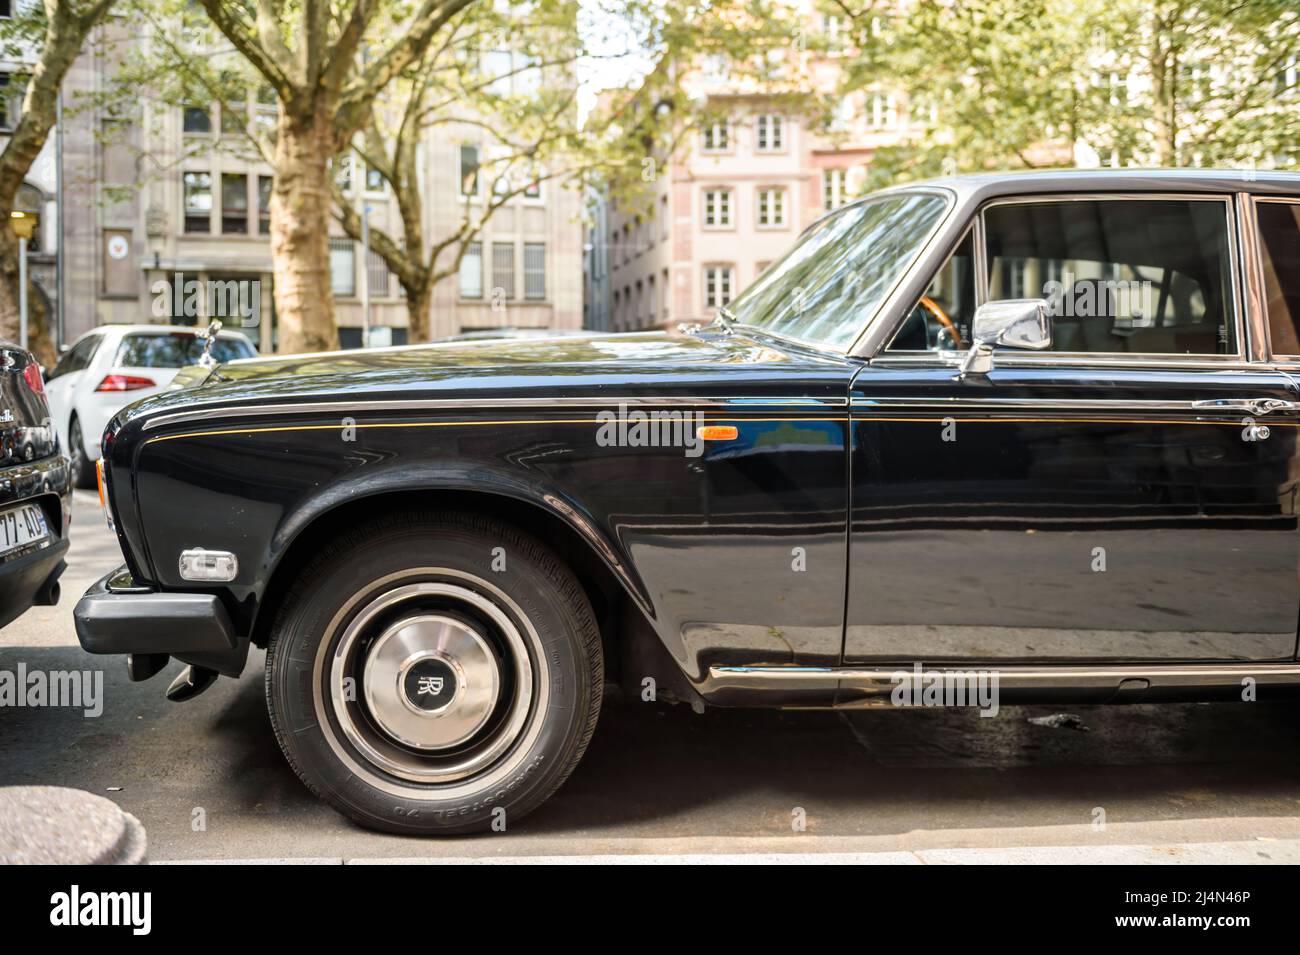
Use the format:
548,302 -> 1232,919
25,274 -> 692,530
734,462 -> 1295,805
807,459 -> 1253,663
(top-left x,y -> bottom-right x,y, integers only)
726,190 -> 950,350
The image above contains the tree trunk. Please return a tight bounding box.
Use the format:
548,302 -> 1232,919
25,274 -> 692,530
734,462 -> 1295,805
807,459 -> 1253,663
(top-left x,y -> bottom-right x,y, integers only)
271,109 -> 339,353
404,275 -> 433,342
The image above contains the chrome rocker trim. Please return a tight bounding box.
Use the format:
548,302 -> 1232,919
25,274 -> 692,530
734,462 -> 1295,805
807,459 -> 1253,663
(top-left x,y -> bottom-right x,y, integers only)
701,663 -> 1300,707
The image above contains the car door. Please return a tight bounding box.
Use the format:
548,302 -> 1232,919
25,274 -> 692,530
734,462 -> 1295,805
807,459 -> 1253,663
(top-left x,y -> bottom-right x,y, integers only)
847,192 -> 1300,663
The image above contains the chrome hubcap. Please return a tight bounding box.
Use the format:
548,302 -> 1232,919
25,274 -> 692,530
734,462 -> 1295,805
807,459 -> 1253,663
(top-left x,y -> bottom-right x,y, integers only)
363,615 -> 500,749
326,579 -> 539,785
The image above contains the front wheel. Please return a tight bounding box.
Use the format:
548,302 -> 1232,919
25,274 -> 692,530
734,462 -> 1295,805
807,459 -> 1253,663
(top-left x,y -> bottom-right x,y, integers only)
265,511 -> 603,834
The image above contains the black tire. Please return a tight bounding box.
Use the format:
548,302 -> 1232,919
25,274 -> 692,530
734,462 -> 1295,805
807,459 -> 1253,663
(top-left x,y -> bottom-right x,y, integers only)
68,416 -> 95,489
265,510 -> 603,835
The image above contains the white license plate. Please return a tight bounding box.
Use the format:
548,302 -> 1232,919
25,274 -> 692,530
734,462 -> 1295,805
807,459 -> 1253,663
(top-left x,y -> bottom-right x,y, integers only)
0,503 -> 50,558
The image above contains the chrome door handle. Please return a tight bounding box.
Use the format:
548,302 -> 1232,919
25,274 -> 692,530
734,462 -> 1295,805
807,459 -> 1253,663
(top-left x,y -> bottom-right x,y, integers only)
1191,397 -> 1300,415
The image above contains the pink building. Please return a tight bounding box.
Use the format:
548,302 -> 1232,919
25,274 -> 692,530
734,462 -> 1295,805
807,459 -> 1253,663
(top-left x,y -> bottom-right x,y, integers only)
604,18 -> 919,330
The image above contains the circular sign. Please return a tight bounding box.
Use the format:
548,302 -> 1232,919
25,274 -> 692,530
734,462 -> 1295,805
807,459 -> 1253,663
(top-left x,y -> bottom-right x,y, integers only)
106,235 -> 129,260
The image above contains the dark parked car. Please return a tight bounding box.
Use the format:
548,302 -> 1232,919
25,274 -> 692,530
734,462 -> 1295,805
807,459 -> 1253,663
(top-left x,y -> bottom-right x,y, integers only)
75,170 -> 1300,833
0,340 -> 70,629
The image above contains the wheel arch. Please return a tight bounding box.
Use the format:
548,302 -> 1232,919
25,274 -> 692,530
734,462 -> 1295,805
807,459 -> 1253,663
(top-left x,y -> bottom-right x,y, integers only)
247,481 -> 659,687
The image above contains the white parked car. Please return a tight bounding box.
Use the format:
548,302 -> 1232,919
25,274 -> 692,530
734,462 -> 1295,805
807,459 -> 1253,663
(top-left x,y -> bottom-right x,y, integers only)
45,325 -> 257,487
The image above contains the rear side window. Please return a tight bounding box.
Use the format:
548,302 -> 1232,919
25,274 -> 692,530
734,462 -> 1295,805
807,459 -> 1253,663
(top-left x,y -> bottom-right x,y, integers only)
983,198 -> 1236,355
47,335 -> 101,380
115,332 -> 255,368
1255,200 -> 1300,355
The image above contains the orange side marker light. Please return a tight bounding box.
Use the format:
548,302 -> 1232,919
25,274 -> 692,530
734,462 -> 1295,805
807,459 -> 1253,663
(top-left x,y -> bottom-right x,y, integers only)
697,425 -> 739,441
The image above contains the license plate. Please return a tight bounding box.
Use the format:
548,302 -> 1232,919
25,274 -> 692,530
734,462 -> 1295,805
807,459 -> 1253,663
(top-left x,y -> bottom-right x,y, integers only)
0,503 -> 50,558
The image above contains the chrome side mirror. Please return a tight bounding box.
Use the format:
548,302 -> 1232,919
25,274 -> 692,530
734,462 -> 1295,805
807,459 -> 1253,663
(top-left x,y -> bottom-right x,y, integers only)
958,298 -> 1052,379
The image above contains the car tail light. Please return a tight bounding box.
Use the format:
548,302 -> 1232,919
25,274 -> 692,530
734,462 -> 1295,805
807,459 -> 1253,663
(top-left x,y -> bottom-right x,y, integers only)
95,374 -> 156,392
22,361 -> 44,396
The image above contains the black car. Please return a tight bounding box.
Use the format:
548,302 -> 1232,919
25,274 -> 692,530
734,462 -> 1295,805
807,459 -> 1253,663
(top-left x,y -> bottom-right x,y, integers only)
0,341 -> 70,629
74,170 -> 1300,834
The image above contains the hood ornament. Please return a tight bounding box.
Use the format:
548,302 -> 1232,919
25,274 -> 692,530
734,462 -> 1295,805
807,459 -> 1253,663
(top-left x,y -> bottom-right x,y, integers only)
196,320 -> 223,369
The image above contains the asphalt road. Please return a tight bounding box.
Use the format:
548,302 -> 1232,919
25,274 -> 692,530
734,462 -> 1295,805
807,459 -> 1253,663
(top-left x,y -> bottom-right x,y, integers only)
3,492 -> 1300,862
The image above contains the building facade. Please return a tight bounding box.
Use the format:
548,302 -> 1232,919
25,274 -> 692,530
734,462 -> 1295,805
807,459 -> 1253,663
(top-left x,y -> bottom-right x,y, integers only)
600,9 -> 922,331
55,18 -> 583,352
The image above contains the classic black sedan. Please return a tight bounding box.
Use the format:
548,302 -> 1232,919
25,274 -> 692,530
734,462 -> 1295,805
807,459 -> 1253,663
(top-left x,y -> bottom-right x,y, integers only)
0,340 -> 70,629
76,170 -> 1300,833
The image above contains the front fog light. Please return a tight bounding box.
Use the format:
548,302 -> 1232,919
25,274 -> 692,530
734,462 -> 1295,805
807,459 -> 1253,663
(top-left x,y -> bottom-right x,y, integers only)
179,548 -> 239,582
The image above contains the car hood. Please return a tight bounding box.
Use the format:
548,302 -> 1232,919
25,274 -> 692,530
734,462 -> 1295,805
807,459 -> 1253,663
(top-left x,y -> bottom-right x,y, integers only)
144,330 -> 842,405
119,330 -> 852,428
213,332 -> 733,386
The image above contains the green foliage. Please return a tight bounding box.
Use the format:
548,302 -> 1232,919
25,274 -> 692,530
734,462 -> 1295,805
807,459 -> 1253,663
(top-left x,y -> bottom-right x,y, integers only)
847,0 -> 1300,190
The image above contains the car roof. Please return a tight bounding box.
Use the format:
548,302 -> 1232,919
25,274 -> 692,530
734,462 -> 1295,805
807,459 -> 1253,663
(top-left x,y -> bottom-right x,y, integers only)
74,325 -> 252,341
876,167 -> 1300,203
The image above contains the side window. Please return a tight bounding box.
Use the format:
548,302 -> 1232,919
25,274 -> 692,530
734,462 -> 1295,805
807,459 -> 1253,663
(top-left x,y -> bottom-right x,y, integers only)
1256,200 -> 1300,355
984,198 -> 1236,355
47,335 -> 101,380
886,228 -> 976,351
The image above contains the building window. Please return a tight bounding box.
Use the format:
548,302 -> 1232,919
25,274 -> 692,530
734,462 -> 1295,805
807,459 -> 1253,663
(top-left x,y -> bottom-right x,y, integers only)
523,179 -> 542,200
364,164 -> 385,193
757,188 -> 786,227
704,189 -> 731,227
329,238 -> 355,296
221,173 -> 248,234
0,75 -> 15,131
257,176 -> 272,235
460,145 -> 480,196
220,99 -> 245,135
0,1 -> 11,17
459,241 -> 483,298
254,84 -> 277,130
823,168 -> 848,211
660,195 -> 670,240
704,266 -> 733,309
662,267 -> 670,318
756,114 -> 783,151
523,242 -> 546,300
183,171 -> 211,233
869,92 -> 898,129
701,118 -> 730,152
491,242 -> 515,298
182,105 -> 210,134
367,248 -> 390,297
